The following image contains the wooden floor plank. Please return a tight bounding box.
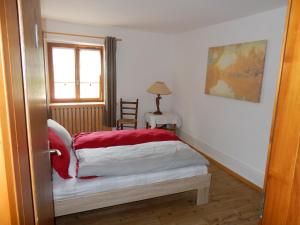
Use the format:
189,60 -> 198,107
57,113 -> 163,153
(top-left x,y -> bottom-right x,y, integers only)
55,165 -> 260,225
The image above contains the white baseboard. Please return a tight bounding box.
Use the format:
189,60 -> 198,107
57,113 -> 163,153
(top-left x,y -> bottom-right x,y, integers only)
178,130 -> 265,188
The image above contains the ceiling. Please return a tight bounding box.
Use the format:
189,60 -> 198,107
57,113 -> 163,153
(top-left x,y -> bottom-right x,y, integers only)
40,0 -> 287,33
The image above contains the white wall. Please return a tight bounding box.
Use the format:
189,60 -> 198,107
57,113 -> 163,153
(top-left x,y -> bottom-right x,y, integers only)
43,19 -> 174,127
171,7 -> 287,187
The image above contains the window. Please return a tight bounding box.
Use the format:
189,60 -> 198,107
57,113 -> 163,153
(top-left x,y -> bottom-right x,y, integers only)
48,43 -> 104,102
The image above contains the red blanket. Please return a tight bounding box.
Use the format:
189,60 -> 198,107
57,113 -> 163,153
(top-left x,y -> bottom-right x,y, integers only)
73,129 -> 179,150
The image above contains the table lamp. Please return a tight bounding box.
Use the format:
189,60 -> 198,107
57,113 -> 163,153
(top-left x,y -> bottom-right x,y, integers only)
147,81 -> 171,115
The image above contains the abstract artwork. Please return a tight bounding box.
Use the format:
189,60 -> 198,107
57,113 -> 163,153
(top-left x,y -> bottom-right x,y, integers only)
205,40 -> 267,102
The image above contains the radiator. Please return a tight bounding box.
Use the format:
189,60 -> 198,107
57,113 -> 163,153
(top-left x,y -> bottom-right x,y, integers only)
49,103 -> 105,135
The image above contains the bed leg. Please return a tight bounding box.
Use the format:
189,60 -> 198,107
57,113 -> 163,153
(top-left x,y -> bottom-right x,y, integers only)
196,187 -> 209,205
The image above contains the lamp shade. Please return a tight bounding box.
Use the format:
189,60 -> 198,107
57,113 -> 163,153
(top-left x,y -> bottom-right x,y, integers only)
147,81 -> 171,95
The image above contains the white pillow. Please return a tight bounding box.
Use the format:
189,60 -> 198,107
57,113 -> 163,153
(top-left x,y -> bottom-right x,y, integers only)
47,119 -> 73,151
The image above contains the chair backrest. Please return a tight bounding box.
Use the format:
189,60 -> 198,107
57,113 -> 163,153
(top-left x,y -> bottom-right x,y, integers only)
120,98 -> 139,120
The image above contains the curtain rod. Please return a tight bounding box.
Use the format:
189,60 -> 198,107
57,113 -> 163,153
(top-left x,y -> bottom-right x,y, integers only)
43,31 -> 122,41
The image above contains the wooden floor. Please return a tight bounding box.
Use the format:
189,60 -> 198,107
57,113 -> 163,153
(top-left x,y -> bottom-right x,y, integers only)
55,165 -> 261,225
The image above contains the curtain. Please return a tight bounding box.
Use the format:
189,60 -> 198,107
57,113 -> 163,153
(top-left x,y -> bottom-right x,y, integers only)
104,36 -> 117,127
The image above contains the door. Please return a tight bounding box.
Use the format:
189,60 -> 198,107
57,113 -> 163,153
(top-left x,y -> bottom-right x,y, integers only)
262,0 -> 300,224
17,0 -> 55,224
0,0 -> 35,224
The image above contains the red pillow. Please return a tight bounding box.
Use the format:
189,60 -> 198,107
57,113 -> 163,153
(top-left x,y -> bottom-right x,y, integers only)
48,128 -> 72,179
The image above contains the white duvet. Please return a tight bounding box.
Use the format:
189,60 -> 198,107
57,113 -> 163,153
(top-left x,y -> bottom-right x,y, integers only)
75,141 -> 209,177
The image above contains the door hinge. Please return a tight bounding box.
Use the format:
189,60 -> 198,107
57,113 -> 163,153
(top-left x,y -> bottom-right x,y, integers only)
34,24 -> 39,48
259,192 -> 265,219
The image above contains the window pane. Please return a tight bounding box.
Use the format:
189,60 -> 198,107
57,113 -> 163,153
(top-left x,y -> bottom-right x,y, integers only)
52,47 -> 76,99
80,83 -> 100,98
54,83 -> 76,99
79,49 -> 101,99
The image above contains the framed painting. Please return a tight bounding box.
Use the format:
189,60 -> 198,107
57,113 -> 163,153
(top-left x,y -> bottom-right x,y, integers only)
205,40 -> 267,103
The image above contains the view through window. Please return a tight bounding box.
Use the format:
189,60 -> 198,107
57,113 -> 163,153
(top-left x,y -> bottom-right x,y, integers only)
48,43 -> 103,102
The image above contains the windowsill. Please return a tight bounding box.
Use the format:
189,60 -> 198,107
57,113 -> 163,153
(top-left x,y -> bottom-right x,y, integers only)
49,102 -> 105,107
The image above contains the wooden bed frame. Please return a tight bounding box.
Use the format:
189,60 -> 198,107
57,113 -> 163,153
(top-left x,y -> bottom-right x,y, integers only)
54,173 -> 211,216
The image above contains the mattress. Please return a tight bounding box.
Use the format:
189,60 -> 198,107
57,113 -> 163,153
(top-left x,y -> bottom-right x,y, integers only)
53,150 -> 208,200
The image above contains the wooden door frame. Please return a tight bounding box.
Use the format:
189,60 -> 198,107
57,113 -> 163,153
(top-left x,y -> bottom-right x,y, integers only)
262,0 -> 300,223
0,0 -> 35,224
262,0 -> 292,189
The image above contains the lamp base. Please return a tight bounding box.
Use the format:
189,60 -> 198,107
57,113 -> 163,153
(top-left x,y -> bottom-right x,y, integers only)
153,94 -> 162,115
153,111 -> 162,115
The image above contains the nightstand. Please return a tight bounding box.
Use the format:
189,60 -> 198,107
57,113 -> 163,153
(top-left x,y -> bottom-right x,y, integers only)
144,112 -> 182,133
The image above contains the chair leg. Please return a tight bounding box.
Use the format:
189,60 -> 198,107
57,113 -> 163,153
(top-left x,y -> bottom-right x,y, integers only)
116,121 -> 119,130
121,124 -> 123,130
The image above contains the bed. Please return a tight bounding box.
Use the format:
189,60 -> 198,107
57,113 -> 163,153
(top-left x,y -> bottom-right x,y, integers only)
48,119 -> 211,217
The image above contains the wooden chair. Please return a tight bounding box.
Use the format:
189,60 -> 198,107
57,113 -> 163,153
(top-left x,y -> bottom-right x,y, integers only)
116,98 -> 139,130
